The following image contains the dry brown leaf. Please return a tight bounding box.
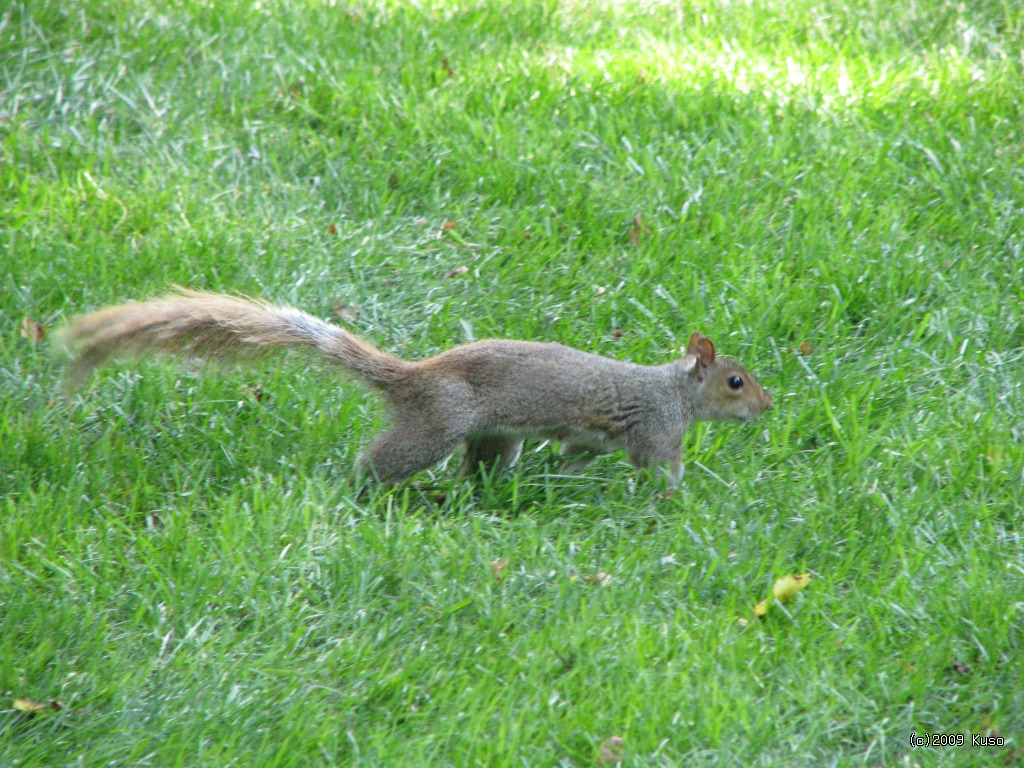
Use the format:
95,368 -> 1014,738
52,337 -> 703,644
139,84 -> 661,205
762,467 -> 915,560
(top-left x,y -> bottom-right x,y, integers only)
597,735 -> 624,765
628,212 -> 645,245
332,302 -> 360,322
490,558 -> 510,580
583,572 -> 613,587
444,265 -> 469,280
242,383 -> 268,402
611,329 -> 623,339
798,341 -> 813,356
1003,745 -> 1024,767
951,659 -> 972,675
329,223 -> 338,235
442,219 -> 457,232
978,714 -> 1000,736
20,317 -> 46,344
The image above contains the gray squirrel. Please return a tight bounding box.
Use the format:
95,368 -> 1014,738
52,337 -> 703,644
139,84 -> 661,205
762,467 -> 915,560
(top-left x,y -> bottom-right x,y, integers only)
58,290 -> 772,489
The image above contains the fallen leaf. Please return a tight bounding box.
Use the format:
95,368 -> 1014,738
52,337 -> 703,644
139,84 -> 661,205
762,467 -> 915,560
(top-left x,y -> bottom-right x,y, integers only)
611,329 -> 623,339
444,265 -> 469,280
755,573 -> 811,618
329,223 -> 338,235
242,383 -> 268,402
332,302 -> 360,322
773,573 -> 811,602
442,219 -> 457,232
20,317 -> 46,343
583,572 -> 613,587
597,735 -> 624,765
978,714 -> 1000,736
628,212 -> 645,245
490,558 -> 510,580
798,341 -> 813,356
1003,746 -> 1024,767
13,699 -> 61,714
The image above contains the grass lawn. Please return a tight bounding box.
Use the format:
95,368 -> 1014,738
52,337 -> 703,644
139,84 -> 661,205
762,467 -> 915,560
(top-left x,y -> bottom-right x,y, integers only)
2,0 -> 1023,765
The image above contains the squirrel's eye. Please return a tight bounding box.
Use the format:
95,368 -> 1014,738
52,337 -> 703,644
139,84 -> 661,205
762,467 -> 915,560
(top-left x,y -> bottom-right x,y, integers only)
727,375 -> 744,390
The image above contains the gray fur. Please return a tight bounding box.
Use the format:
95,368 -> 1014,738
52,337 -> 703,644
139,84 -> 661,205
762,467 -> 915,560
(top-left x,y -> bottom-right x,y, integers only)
58,291 -> 772,490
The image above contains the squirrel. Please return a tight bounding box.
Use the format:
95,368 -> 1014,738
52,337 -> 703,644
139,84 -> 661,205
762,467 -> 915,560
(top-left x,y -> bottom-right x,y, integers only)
57,290 -> 772,490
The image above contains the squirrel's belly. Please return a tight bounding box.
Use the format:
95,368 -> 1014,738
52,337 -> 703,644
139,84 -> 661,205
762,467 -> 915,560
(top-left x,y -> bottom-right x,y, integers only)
548,428 -> 622,451
467,425 -> 622,451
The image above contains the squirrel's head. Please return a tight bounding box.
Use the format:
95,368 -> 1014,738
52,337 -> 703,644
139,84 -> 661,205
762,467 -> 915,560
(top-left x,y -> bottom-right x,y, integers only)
685,332 -> 773,422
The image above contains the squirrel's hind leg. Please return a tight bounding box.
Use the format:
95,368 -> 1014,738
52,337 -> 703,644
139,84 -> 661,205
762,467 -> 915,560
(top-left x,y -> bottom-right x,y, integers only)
460,435 -> 524,478
356,421 -> 464,488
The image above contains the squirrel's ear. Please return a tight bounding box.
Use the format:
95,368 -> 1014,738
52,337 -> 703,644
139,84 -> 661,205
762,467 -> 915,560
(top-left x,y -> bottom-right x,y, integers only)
687,332 -> 716,365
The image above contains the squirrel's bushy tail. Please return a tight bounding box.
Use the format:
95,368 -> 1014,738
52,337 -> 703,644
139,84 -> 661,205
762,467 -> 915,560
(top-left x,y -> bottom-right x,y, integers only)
57,290 -> 408,390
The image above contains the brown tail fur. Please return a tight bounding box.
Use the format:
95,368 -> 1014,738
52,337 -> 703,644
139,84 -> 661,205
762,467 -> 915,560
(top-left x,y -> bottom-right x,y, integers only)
57,290 -> 408,391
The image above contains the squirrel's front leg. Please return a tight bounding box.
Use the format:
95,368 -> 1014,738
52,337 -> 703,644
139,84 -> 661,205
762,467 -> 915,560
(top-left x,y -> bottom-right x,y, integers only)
626,432 -> 684,490
654,457 -> 684,490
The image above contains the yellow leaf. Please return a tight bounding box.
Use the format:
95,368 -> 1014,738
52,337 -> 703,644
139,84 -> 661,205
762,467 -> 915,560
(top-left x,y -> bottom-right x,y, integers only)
13,698 -> 60,714
583,572 -> 613,587
773,573 -> 811,602
754,573 -> 811,618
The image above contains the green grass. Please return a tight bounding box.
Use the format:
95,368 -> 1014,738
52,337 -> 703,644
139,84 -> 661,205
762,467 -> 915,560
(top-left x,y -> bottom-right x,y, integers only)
2,0 -> 1023,765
